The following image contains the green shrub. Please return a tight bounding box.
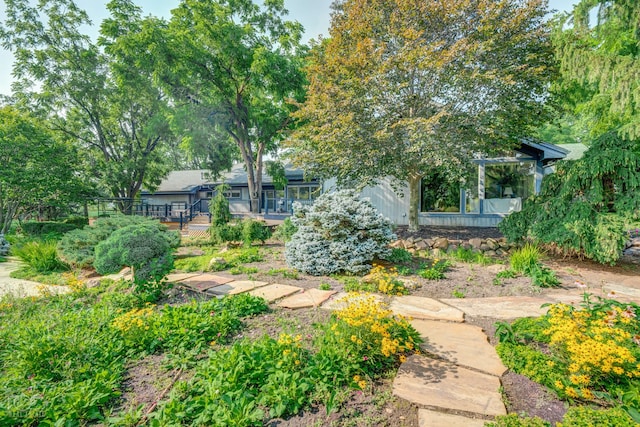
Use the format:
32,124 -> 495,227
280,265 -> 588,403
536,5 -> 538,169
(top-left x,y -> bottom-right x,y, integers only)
384,247 -> 413,264
94,224 -> 174,285
210,223 -> 242,244
241,219 -> 271,245
12,240 -> 68,273
496,269 -> 518,279
484,414 -> 550,427
499,132 -> 640,265
417,259 -> 451,280
272,217 -> 297,242
20,221 -> 80,237
558,406 -> 637,427
210,184 -> 232,227
58,215 -> 179,268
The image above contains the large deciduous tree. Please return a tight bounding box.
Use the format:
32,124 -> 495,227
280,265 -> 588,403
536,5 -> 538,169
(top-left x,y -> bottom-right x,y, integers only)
552,0 -> 640,139
0,0 -> 174,211
151,0 -> 307,213
0,106 -> 85,234
289,0 -> 556,230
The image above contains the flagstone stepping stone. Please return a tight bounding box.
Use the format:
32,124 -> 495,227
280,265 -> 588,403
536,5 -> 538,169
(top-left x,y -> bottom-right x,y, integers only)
179,274 -> 235,292
277,288 -> 337,309
411,319 -> 507,376
440,296 -> 549,319
206,280 -> 269,296
602,284 -> 640,302
248,284 -> 302,302
321,292 -> 385,311
390,295 -> 465,323
418,409 -> 487,427
166,272 -> 202,283
393,355 -> 506,417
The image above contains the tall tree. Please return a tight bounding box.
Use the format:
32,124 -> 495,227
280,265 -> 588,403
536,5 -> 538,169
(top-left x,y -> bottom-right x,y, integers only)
0,106 -> 86,234
151,0 -> 307,213
0,0 -> 174,210
288,0 -> 556,230
552,0 -> 640,138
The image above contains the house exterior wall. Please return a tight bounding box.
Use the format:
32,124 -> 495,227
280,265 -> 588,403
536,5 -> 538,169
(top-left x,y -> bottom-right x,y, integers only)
142,194 -> 192,206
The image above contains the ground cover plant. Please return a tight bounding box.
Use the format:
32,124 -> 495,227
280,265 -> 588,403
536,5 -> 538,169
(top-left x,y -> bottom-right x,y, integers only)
148,293 -> 421,425
496,293 -> 640,424
506,244 -> 560,288
0,282 -> 269,426
174,246 -> 264,273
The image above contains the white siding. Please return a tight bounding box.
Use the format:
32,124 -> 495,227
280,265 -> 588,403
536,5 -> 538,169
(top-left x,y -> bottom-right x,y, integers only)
143,195 -> 190,206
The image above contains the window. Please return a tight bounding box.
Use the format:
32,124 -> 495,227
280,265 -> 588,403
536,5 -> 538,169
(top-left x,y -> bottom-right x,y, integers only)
484,162 -> 535,200
420,172 -> 461,213
287,185 -> 321,200
223,189 -> 242,199
171,202 -> 186,211
200,172 -> 212,181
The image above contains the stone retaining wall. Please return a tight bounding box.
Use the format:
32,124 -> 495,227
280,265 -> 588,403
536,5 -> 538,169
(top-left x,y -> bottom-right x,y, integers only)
390,236 -> 515,257
624,237 -> 640,258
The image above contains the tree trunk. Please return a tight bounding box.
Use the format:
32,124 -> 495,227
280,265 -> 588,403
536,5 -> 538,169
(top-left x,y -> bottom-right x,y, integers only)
408,174 -> 421,232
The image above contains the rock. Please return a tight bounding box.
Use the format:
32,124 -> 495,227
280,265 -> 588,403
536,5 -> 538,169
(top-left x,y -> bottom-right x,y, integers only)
418,409 -> 486,427
390,295 -> 464,322
389,240 -> 404,249
447,244 -> 458,253
411,319 -> 507,376
623,247 -> 640,257
278,288 -> 337,309
485,250 -> 497,257
485,264 -> 507,274
393,355 -> 506,417
495,249 -> 505,256
469,238 -> 483,249
85,278 -> 101,288
0,234 -> 10,257
441,296 -> 550,319
433,237 -> 449,250
486,238 -> 499,250
208,257 -> 227,269
397,278 -> 420,290
207,280 -> 269,296
629,237 -> 640,248
415,240 -> 429,250
248,284 -> 302,302
424,238 -> 434,248
479,243 -> 490,251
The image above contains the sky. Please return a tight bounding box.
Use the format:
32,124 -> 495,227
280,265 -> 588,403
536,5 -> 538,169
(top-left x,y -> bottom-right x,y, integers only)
0,0 -> 579,96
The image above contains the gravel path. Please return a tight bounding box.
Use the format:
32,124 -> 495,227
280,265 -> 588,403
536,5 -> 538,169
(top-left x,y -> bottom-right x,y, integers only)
0,258 -> 69,298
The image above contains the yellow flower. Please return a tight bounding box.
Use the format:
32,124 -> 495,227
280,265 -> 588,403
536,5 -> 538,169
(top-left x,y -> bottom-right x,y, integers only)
358,380 -> 367,389
399,355 -> 407,363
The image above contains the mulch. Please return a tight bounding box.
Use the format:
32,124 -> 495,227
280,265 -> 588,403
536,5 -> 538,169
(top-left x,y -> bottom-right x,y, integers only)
394,225 -> 504,241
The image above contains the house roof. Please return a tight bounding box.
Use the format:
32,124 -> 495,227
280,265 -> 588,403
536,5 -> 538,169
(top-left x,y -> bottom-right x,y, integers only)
520,138 -> 569,161
143,163 -> 310,194
558,143 -> 588,160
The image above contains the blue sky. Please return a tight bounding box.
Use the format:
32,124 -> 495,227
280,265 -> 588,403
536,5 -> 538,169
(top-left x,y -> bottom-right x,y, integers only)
0,0 -> 579,96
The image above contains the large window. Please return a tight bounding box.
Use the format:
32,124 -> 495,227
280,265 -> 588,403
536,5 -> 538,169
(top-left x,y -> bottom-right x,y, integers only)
484,162 -> 535,200
287,185 -> 321,200
420,172 -> 461,213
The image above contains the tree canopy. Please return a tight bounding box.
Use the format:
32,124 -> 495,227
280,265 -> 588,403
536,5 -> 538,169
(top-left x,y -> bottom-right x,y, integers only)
552,0 -> 640,138
288,0 -> 556,230
0,0 -> 175,209
148,0 -> 307,213
0,106 -> 86,234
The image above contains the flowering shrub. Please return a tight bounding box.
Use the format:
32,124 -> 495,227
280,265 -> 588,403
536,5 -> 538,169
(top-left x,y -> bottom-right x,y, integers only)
417,258 -> 451,280
285,190 -> 395,275
362,264 -> 409,295
321,293 -> 421,377
497,296 -> 640,422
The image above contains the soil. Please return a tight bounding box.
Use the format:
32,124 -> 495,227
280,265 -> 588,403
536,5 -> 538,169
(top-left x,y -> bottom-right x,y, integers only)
117,226 -> 639,426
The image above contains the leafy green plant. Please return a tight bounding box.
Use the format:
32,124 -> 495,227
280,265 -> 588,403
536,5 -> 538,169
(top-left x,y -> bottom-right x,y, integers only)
499,133 -> 640,265
229,266 -> 259,275
272,217 -> 297,242
496,269 -> 518,279
558,406 -> 637,427
509,244 -> 541,274
448,246 -> 494,265
319,283 -> 332,291
485,414 -> 550,427
210,184 -> 232,227
417,259 -> 451,280
451,289 -> 465,298
12,240 -> 68,273
267,268 -> 300,279
384,247 -> 412,264
241,219 -> 271,245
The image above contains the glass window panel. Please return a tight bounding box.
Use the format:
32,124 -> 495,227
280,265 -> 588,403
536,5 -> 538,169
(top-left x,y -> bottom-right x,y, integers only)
420,174 -> 461,213
299,187 -> 310,200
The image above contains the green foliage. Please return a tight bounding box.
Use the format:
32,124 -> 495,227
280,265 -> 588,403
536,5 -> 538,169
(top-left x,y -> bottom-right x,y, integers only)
417,259 -> 451,280
0,288 -> 267,426
485,414 -> 550,427
499,133 -> 640,265
510,244 -> 541,273
58,215 -> 178,268
384,248 -> 413,264
174,247 -> 264,273
20,221 -> 82,238
496,269 -> 518,279
12,240 -> 68,273
285,190 -> 395,275
272,217 -> 297,242
210,184 -> 232,227
448,246 -> 494,265
558,406 -> 637,427
94,224 -> 174,287
289,0 -> 556,230
496,342 -> 564,388
241,219 -> 271,246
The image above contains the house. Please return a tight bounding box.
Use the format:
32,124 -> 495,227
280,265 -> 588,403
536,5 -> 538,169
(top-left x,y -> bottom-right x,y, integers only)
141,139 -> 572,228
337,139 -> 570,227
140,163 -> 322,221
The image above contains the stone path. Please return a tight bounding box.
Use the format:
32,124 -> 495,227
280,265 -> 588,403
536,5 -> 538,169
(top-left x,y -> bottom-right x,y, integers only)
166,272 -> 640,426
0,258 -> 70,298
